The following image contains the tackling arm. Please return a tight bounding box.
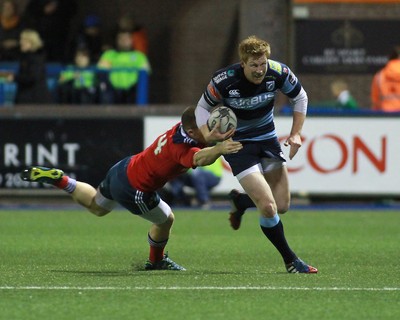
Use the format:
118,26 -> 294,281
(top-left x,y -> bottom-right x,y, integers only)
193,139 -> 242,167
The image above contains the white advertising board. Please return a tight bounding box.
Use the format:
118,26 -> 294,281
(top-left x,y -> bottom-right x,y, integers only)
145,116 -> 400,195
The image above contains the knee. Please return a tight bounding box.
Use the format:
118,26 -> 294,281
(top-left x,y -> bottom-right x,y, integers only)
90,208 -> 110,217
88,199 -> 111,216
258,200 -> 277,217
277,202 -> 290,214
163,212 -> 175,228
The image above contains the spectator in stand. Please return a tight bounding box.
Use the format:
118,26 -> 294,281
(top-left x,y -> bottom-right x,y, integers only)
371,45 -> 400,112
117,14 -> 148,54
167,157 -> 224,209
75,14 -> 104,64
330,79 -> 358,110
132,24 -> 148,55
97,30 -> 150,105
58,48 -> 97,104
23,0 -> 78,62
5,29 -> 52,104
308,80 -> 358,111
0,0 -> 24,61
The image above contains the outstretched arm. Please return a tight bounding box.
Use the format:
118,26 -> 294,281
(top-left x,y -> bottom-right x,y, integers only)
284,87 -> 307,160
193,139 -> 242,167
284,111 -> 305,160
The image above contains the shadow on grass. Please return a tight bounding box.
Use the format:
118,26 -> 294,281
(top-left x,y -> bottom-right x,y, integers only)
49,266 -> 250,276
49,269 -> 135,277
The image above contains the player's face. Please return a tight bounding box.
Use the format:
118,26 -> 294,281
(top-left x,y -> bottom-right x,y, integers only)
188,128 -> 206,145
241,55 -> 267,85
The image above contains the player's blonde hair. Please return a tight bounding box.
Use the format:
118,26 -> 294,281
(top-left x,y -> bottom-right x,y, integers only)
20,29 -> 43,51
238,35 -> 271,63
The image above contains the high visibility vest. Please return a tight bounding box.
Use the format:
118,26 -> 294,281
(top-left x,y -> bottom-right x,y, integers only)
371,60 -> 400,112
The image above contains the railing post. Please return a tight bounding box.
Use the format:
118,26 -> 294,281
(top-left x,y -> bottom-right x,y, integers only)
136,70 -> 149,106
0,82 -> 5,106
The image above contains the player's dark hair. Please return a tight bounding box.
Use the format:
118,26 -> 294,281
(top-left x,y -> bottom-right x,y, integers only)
181,106 -> 197,131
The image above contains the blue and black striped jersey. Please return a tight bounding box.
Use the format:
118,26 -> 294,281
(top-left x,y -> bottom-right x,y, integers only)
201,59 -> 302,142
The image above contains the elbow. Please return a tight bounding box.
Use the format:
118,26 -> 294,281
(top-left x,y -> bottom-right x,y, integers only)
194,156 -> 214,167
194,158 -> 207,167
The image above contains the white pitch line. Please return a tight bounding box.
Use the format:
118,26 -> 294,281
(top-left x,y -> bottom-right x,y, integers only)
0,286 -> 399,291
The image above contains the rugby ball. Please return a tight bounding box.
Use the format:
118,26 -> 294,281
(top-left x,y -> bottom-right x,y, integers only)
207,106 -> 237,134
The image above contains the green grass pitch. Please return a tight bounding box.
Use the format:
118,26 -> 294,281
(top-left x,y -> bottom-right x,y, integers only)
0,207 -> 399,319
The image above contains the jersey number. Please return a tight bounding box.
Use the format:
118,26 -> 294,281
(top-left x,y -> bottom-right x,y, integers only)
154,134 -> 167,155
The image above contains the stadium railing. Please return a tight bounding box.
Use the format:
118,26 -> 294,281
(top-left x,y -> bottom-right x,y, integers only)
0,62 -> 149,106
279,104 -> 400,117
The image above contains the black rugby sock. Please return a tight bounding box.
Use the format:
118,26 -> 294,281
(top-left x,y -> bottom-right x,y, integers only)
260,220 -> 296,264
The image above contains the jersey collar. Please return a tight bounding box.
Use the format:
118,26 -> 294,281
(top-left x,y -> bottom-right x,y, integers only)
172,124 -> 198,146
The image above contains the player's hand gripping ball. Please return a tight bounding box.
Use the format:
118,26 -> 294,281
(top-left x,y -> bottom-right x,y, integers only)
207,106 -> 237,134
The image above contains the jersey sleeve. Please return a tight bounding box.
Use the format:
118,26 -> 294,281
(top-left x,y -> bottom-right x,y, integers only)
279,63 -> 302,98
175,145 -> 201,168
196,76 -> 223,128
203,80 -> 223,107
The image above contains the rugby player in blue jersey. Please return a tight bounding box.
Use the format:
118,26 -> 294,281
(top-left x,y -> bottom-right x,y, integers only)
195,35 -> 317,273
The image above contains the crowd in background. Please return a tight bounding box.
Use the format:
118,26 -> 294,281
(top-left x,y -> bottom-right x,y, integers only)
1,1 -> 399,211
0,0 -> 399,111
307,46 -> 400,113
0,0 -> 150,105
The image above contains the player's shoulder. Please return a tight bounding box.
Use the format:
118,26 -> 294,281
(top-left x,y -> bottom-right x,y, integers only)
267,59 -> 290,76
211,63 -> 241,86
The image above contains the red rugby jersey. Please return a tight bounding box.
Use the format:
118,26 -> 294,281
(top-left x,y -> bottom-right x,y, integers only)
127,123 -> 202,192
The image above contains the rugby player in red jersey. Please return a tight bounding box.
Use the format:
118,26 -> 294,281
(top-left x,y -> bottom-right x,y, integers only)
20,106 -> 242,271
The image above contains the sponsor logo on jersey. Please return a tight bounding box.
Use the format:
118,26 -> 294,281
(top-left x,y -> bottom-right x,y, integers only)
289,73 -> 297,85
207,83 -> 221,100
227,70 -> 235,77
229,89 -> 240,97
228,92 -> 275,109
265,81 -> 275,91
283,67 -> 288,74
268,60 -> 282,74
213,71 -> 227,84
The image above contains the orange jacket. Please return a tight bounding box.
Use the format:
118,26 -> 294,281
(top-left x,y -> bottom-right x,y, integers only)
132,29 -> 148,54
371,59 -> 400,112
